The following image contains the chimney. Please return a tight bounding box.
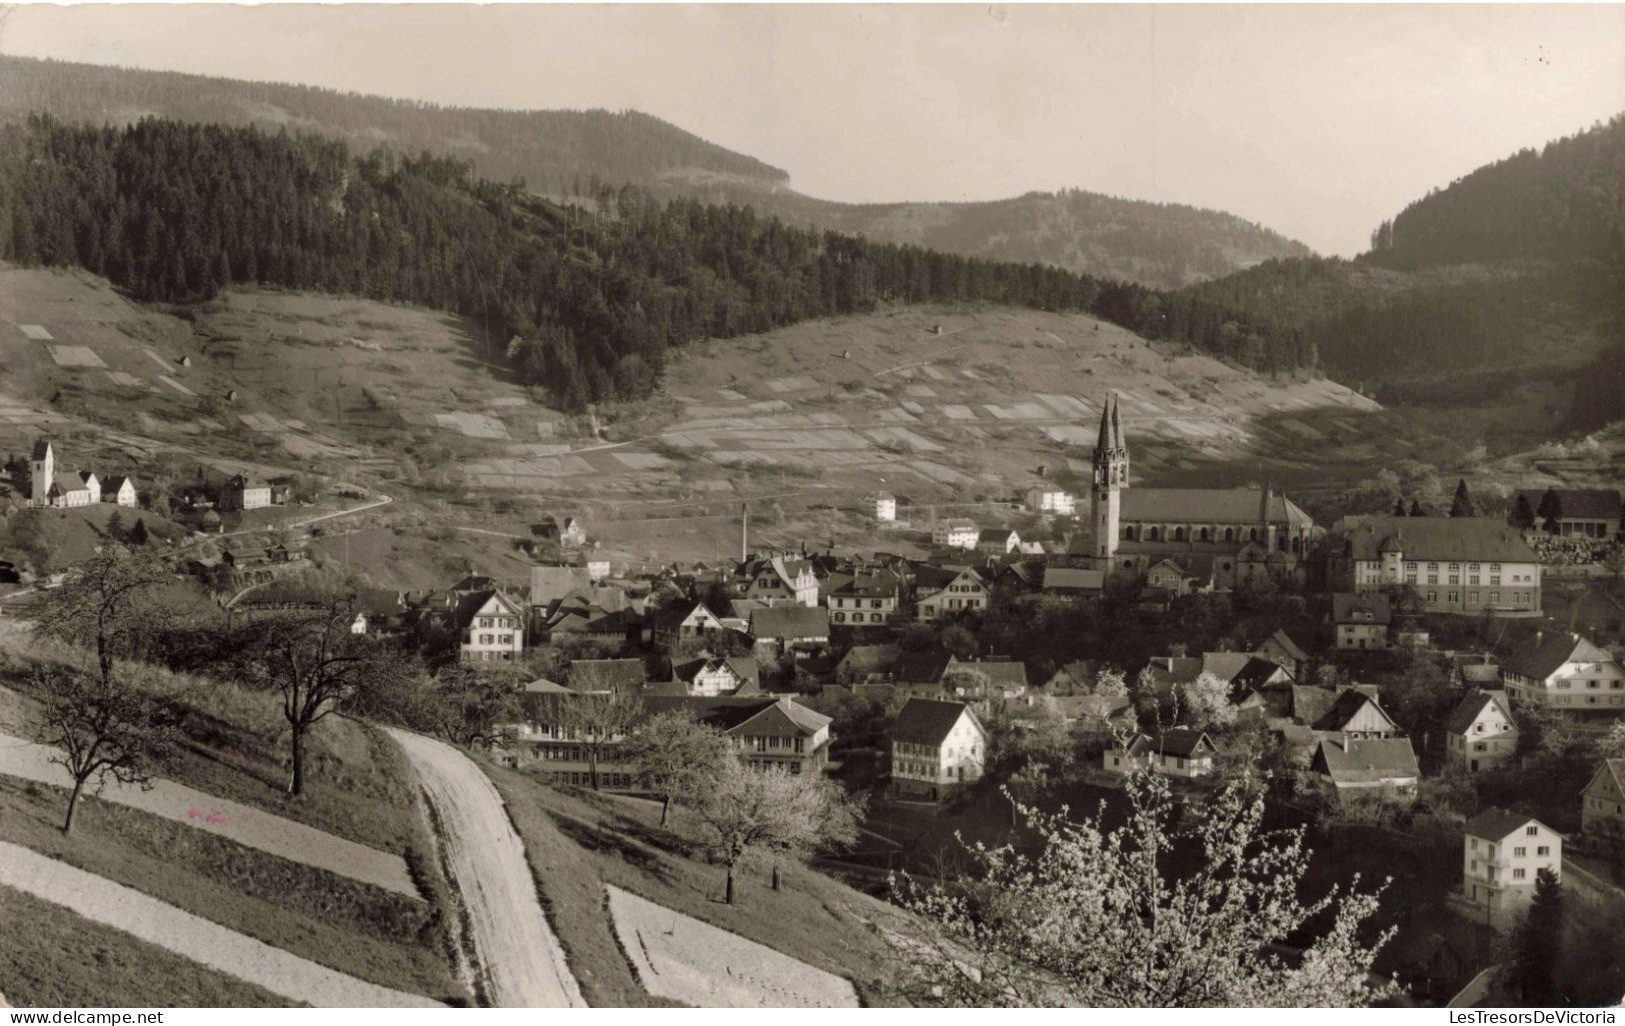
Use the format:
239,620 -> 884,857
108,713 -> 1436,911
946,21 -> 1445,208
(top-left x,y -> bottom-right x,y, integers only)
740,503 -> 748,564
1338,735 -> 1350,753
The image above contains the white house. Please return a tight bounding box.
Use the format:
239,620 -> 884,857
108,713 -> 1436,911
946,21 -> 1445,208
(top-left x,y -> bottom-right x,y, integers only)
826,569 -> 902,626
1499,631 -> 1625,721
457,590 -> 527,663
101,475 -> 138,508
1333,592 -> 1391,650
870,492 -> 897,523
223,472 -> 272,511
1461,809 -> 1561,926
932,519 -> 979,550
889,698 -> 985,802
915,566 -> 989,623
77,472 -> 102,505
1103,729 -> 1218,779
1445,690 -> 1518,773
976,528 -> 1022,556
1025,488 -> 1075,516
1310,736 -> 1420,802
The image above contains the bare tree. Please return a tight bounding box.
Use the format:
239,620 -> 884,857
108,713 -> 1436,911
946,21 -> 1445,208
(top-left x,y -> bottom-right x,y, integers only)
621,709 -> 731,825
892,772 -> 1394,1006
32,543 -> 171,687
556,689 -> 643,791
690,755 -> 861,904
241,591 -> 395,796
35,665 -> 175,833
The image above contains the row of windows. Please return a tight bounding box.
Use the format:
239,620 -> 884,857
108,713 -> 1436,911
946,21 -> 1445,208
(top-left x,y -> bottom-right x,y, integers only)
1421,590 -> 1531,606
475,633 -> 517,646
832,612 -> 887,624
477,617 -> 515,629
832,598 -> 891,608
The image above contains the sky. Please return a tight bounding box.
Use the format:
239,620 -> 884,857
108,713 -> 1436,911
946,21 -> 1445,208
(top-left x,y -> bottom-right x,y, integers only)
2,3 -> 1623,256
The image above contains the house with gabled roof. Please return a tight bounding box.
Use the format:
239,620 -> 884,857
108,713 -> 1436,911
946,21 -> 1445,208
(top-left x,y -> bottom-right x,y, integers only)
1445,690 -> 1518,773
1449,653 -> 1501,690
1499,630 -> 1625,721
976,528 -> 1022,556
1254,627 -> 1315,681
1045,659 -> 1095,693
1310,736 -> 1419,802
889,698 -> 985,801
97,474 -> 137,508
731,555 -> 820,608
914,565 -> 988,623
456,589 -> 526,663
221,471 -> 272,511
1461,809 -> 1561,925
650,600 -> 725,647
1308,686 -> 1400,739
825,568 -> 902,627
1103,729 -> 1218,779
1333,592 -> 1392,650
1581,759 -> 1625,837
671,655 -> 760,697
932,519 -> 979,550
747,605 -> 829,654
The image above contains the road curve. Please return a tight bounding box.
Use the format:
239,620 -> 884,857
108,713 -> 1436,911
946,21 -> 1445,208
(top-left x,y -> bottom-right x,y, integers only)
0,841 -> 438,1008
384,727 -> 585,1008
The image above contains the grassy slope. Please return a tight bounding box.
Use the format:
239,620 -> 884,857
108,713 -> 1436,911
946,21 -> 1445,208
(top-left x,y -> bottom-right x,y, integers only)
485,763 -> 919,1007
0,883 -> 298,1008
0,628 -> 469,1004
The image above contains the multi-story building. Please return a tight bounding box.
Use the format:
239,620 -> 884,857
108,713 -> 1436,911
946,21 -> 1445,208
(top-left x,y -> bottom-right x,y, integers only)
456,589 -> 527,663
1461,809 -> 1562,925
1333,592 -> 1392,649
1327,516 -> 1541,616
870,492 -> 897,523
1499,631 -> 1625,722
914,566 -> 989,622
889,698 -> 985,801
221,472 -> 272,511
500,690 -> 832,784
932,519 -> 979,550
1025,488 -> 1076,516
825,569 -> 902,626
1581,759 -> 1625,837
1445,690 -> 1518,773
731,555 -> 819,607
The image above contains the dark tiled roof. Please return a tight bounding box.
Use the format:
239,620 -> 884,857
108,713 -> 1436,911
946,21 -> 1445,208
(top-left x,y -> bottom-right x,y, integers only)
1444,690 -> 1514,735
1499,631 -> 1612,681
1312,737 -> 1419,781
1333,592 -> 1392,625
748,605 -> 829,640
567,658 -> 647,693
31,438 -> 51,461
1311,689 -> 1396,732
1464,808 -> 1542,842
1125,728 -> 1215,758
892,698 -> 976,745
1337,516 -> 1539,563
893,652 -> 952,684
1120,487 -> 1312,526
1584,759 -> 1625,799
948,658 -> 1028,691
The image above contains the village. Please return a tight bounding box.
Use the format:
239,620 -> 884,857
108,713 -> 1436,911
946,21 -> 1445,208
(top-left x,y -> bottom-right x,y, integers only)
9,385 -> 1624,1004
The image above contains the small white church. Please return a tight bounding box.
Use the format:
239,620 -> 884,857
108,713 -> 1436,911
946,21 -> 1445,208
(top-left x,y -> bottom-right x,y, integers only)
29,438 -> 137,509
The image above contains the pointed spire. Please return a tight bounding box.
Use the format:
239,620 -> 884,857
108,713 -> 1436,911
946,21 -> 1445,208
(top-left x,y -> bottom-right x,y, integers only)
1095,394 -> 1113,453
1110,392 -> 1124,449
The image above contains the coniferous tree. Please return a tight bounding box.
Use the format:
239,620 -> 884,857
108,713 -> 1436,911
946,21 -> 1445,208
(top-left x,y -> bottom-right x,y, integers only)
1409,499 -> 1425,517
1510,495 -> 1537,531
1537,488 -> 1564,535
1504,868 -> 1563,1005
1449,479 -> 1476,518
1393,498 -> 1409,517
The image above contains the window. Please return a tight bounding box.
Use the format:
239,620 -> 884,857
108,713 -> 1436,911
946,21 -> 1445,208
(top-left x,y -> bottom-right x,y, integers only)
1514,846 -> 1526,857
1513,868 -> 1526,881
1537,846 -> 1550,856
1526,826 -> 1538,836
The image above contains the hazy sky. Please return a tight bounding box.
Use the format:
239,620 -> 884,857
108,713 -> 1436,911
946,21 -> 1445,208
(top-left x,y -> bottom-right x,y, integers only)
3,4 -> 1623,255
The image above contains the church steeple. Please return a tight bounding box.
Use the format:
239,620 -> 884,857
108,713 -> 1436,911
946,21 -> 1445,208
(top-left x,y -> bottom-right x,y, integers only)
1091,394 -> 1130,562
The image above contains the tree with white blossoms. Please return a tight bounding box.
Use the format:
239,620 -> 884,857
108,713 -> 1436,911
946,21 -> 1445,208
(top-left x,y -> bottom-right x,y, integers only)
1178,670 -> 1238,731
689,753 -> 861,904
891,772 -> 1395,1007
1092,668 -> 1129,700
1595,720 -> 1625,762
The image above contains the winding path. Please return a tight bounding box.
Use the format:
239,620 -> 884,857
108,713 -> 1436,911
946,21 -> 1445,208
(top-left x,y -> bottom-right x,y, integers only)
0,841 -> 439,1008
384,727 -> 585,1008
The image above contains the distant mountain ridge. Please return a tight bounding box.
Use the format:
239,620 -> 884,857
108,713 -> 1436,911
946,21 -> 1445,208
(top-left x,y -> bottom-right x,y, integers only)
0,54 -> 1314,289
1183,113 -> 1625,444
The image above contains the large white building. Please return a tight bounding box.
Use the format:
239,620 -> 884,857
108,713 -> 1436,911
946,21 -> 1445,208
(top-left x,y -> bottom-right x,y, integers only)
870,492 -> 897,523
932,519 -> 979,550
1499,631 -> 1625,721
889,698 -> 985,802
457,590 -> 527,663
1329,516 -> 1542,616
1461,809 -> 1561,926
1025,488 -> 1076,516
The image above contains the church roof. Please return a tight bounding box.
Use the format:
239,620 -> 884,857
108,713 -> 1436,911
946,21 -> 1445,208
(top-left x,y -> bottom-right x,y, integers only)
31,438 -> 52,461
1120,488 -> 1312,526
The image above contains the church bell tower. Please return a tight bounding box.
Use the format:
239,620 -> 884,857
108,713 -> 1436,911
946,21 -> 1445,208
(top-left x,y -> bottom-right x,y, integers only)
1090,394 -> 1129,562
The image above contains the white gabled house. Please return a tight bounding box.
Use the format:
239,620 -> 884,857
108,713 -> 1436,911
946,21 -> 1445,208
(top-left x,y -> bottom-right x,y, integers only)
1499,630 -> 1625,721
1445,690 -> 1518,773
101,474 -> 138,507
1461,809 -> 1561,926
914,566 -> 988,623
889,698 -> 986,802
1103,729 -> 1218,779
456,589 -> 527,663
932,519 -> 979,551
1581,759 -> 1625,838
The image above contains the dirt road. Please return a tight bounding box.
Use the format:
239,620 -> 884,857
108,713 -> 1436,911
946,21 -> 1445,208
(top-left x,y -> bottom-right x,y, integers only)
0,728 -> 417,898
0,841 -> 439,1007
384,728 -> 585,1008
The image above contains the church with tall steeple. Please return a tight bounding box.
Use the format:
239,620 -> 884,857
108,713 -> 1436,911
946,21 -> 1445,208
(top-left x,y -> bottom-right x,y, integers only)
1080,394 -> 1316,590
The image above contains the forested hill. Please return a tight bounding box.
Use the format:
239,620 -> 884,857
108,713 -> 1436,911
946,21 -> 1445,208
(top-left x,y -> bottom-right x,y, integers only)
1367,114 -> 1625,270
0,55 -> 1313,289
0,117 -> 1317,410
0,54 -> 790,194
1182,115 -> 1625,438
